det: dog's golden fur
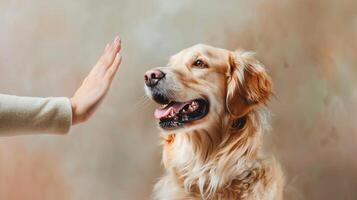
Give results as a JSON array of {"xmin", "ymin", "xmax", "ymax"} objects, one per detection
[{"xmin": 147, "ymin": 44, "xmax": 284, "ymax": 200}]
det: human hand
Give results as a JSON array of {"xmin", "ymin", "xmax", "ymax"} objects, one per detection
[{"xmin": 70, "ymin": 36, "xmax": 122, "ymax": 125}]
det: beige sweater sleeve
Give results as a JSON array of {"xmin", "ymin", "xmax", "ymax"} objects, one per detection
[{"xmin": 0, "ymin": 94, "xmax": 72, "ymax": 135}]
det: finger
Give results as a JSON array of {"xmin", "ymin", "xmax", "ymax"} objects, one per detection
[
  {"xmin": 114, "ymin": 35, "xmax": 120, "ymax": 44},
  {"xmin": 115, "ymin": 36, "xmax": 121, "ymax": 52},
  {"xmin": 106, "ymin": 41, "xmax": 114, "ymax": 52},
  {"xmin": 105, "ymin": 43, "xmax": 110, "ymax": 50},
  {"xmin": 106, "ymin": 53, "xmax": 122, "ymax": 81},
  {"xmin": 94, "ymin": 36, "xmax": 121, "ymax": 72},
  {"xmin": 98, "ymin": 44, "xmax": 116, "ymax": 68},
  {"xmin": 103, "ymin": 43, "xmax": 110, "ymax": 53},
  {"xmin": 101, "ymin": 36, "xmax": 121, "ymax": 67},
  {"xmin": 99, "ymin": 42, "xmax": 112, "ymax": 63},
  {"xmin": 111, "ymin": 36, "xmax": 121, "ymax": 53}
]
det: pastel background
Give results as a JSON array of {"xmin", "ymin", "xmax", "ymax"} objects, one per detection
[{"xmin": 0, "ymin": 0, "xmax": 356, "ymax": 199}]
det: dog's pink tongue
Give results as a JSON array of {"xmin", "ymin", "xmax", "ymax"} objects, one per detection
[{"xmin": 154, "ymin": 101, "xmax": 191, "ymax": 119}]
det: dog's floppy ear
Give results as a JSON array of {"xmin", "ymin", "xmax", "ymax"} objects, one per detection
[{"xmin": 226, "ymin": 50, "xmax": 272, "ymax": 117}]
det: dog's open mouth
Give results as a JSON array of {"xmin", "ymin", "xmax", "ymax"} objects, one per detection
[{"xmin": 154, "ymin": 99, "xmax": 209, "ymax": 130}]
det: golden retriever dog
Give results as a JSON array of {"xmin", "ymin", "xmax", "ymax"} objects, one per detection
[{"xmin": 144, "ymin": 44, "xmax": 284, "ymax": 200}]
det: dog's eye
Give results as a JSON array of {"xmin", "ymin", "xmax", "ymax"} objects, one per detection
[{"xmin": 192, "ymin": 59, "xmax": 207, "ymax": 68}]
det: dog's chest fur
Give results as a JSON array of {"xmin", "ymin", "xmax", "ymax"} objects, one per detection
[{"xmin": 154, "ymin": 130, "xmax": 283, "ymax": 200}]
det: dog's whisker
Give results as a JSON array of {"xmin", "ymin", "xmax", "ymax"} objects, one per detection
[
  {"xmin": 134, "ymin": 95, "xmax": 152, "ymax": 109},
  {"xmin": 167, "ymin": 90, "xmax": 176, "ymax": 100}
]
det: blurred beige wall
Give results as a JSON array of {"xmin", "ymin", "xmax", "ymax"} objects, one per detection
[{"xmin": 0, "ymin": 0, "xmax": 356, "ymax": 199}]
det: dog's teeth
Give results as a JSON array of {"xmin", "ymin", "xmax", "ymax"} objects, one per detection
[
  {"xmin": 182, "ymin": 115, "xmax": 189, "ymax": 121},
  {"xmin": 169, "ymin": 110, "xmax": 175, "ymax": 118},
  {"xmin": 188, "ymin": 105, "xmax": 194, "ymax": 112}
]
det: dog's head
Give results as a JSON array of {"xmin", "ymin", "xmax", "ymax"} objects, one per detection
[{"xmin": 144, "ymin": 44, "xmax": 272, "ymax": 132}]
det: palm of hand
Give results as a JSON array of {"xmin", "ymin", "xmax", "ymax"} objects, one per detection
[{"xmin": 71, "ymin": 36, "xmax": 122, "ymax": 124}]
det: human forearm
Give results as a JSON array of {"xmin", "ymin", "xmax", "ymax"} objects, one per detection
[{"xmin": 0, "ymin": 94, "xmax": 72, "ymax": 135}]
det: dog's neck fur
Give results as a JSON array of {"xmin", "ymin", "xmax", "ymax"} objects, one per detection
[{"xmin": 161, "ymin": 108, "xmax": 270, "ymax": 199}]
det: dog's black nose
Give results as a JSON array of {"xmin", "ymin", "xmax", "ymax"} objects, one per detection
[{"xmin": 144, "ymin": 69, "xmax": 165, "ymax": 87}]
